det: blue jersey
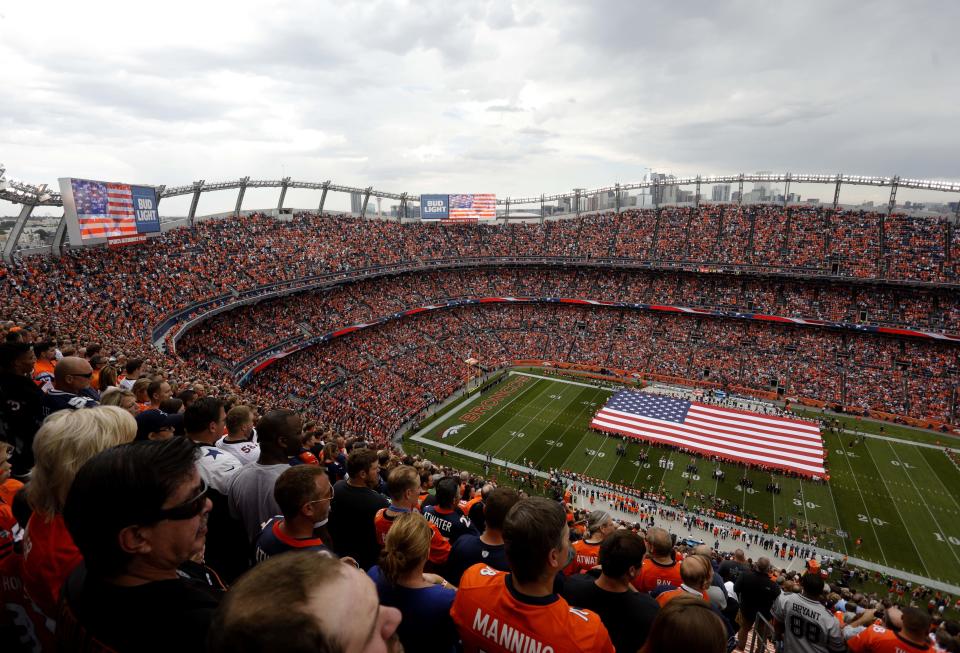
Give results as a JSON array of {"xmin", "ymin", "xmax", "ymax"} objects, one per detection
[
  {"xmin": 422, "ymin": 506, "xmax": 478, "ymax": 545},
  {"xmin": 41, "ymin": 389, "xmax": 98, "ymax": 418},
  {"xmin": 446, "ymin": 534, "xmax": 509, "ymax": 585},
  {"xmin": 254, "ymin": 517, "xmax": 334, "ymax": 562}
]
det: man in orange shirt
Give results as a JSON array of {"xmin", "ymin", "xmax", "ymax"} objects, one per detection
[
  {"xmin": 374, "ymin": 465, "xmax": 450, "ymax": 566},
  {"xmin": 564, "ymin": 510, "xmax": 616, "ymax": 576},
  {"xmin": 451, "ymin": 497, "xmax": 615, "ymax": 653},
  {"xmin": 31, "ymin": 342, "xmax": 57, "ymax": 391},
  {"xmin": 847, "ymin": 606, "xmax": 933, "ymax": 653},
  {"xmin": 633, "ymin": 526, "xmax": 683, "ymax": 591},
  {"xmin": 655, "ymin": 554, "xmax": 713, "ymax": 606}
]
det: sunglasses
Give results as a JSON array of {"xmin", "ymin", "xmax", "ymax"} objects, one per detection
[{"xmin": 148, "ymin": 479, "xmax": 209, "ymax": 522}]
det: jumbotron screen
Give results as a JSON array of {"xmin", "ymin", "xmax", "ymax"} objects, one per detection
[
  {"xmin": 421, "ymin": 194, "xmax": 496, "ymax": 222},
  {"xmin": 58, "ymin": 177, "xmax": 161, "ymax": 245}
]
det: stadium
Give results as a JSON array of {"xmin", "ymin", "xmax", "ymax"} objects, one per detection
[
  {"xmin": 2, "ymin": 165, "xmax": 960, "ymax": 651},
  {"xmin": 2, "ymin": 2, "xmax": 960, "ymax": 650}
]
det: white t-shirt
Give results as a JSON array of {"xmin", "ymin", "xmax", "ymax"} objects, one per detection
[
  {"xmin": 216, "ymin": 436, "xmax": 261, "ymax": 466},
  {"xmin": 194, "ymin": 444, "xmax": 242, "ymax": 494}
]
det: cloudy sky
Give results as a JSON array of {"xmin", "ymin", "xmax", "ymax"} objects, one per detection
[{"xmin": 2, "ymin": 0, "xmax": 959, "ymax": 215}]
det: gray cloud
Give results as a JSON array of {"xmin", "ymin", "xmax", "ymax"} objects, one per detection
[{"xmin": 1, "ymin": 0, "xmax": 959, "ymax": 219}]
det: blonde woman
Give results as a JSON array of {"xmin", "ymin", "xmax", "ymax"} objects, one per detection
[
  {"xmin": 22, "ymin": 406, "xmax": 137, "ymax": 625},
  {"xmin": 100, "ymin": 388, "xmax": 139, "ymax": 417},
  {"xmin": 367, "ymin": 511, "xmax": 458, "ymax": 653}
]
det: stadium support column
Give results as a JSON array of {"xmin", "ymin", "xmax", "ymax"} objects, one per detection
[
  {"xmin": 235, "ymin": 176, "xmax": 249, "ymax": 218},
  {"xmin": 540, "ymin": 194, "xmax": 545, "ymax": 224},
  {"xmin": 615, "ymin": 183, "xmax": 621, "ymax": 212},
  {"xmin": 505, "ymin": 197, "xmax": 510, "ymax": 221},
  {"xmin": 187, "ymin": 180, "xmax": 205, "ymax": 228},
  {"xmin": 737, "ymin": 174, "xmax": 744, "ymax": 206},
  {"xmin": 783, "ymin": 173, "xmax": 791, "ymax": 206},
  {"xmin": 277, "ymin": 177, "xmax": 291, "ymax": 213},
  {"xmin": 574, "ymin": 189, "xmax": 583, "ymax": 217},
  {"xmin": 360, "ymin": 187, "xmax": 372, "ymax": 218},
  {"xmin": 318, "ymin": 181, "xmax": 330, "ymax": 213},
  {"xmin": 2, "ymin": 203, "xmax": 34, "ymax": 264},
  {"xmin": 398, "ymin": 193, "xmax": 407, "ymax": 223},
  {"xmin": 833, "ymin": 175, "xmax": 842, "ymax": 209},
  {"xmin": 694, "ymin": 177, "xmax": 700, "ymax": 208},
  {"xmin": 887, "ymin": 176, "xmax": 899, "ymax": 215},
  {"xmin": 52, "ymin": 213, "xmax": 68, "ymax": 258}
]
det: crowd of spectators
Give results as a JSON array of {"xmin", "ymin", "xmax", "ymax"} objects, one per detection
[
  {"xmin": 177, "ymin": 266, "xmax": 960, "ymax": 371},
  {"xmin": 1, "ymin": 328, "xmax": 958, "ymax": 652},
  {"xmin": 0, "ymin": 206, "xmax": 959, "ymax": 651},
  {"xmin": 231, "ymin": 302, "xmax": 958, "ymax": 443}
]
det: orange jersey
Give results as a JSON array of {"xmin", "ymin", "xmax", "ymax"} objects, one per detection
[
  {"xmin": 847, "ymin": 625, "xmax": 931, "ymax": 653},
  {"xmin": 633, "ymin": 555, "xmax": 683, "ymax": 592},
  {"xmin": 450, "ymin": 564, "xmax": 615, "ymax": 653},
  {"xmin": 374, "ymin": 508, "xmax": 450, "ymax": 565},
  {"xmin": 563, "ymin": 539, "xmax": 601, "ymax": 576},
  {"xmin": 32, "ymin": 359, "xmax": 55, "ymax": 389},
  {"xmin": 656, "ymin": 586, "xmax": 709, "ymax": 607}
]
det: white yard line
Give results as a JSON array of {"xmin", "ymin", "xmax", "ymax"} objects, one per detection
[
  {"xmin": 409, "ymin": 393, "xmax": 481, "ymax": 439},
  {"xmin": 529, "ymin": 388, "xmax": 603, "ymax": 468},
  {"xmin": 887, "ymin": 443, "xmax": 960, "ymax": 571},
  {"xmin": 861, "ymin": 442, "xmax": 928, "ymax": 576},
  {"xmin": 834, "ymin": 434, "xmax": 889, "ymax": 566},
  {"xmin": 405, "ymin": 433, "xmax": 960, "ymax": 593},
  {"xmin": 822, "ymin": 478, "xmax": 850, "ymax": 555},
  {"xmin": 489, "ymin": 382, "xmax": 558, "ymax": 460},
  {"xmin": 582, "ymin": 434, "xmax": 610, "ymax": 476},
  {"xmin": 450, "ymin": 375, "xmax": 546, "ymax": 448},
  {"xmin": 513, "ymin": 370, "xmax": 618, "ymax": 391},
  {"xmin": 844, "ymin": 429, "xmax": 960, "ymax": 452}
]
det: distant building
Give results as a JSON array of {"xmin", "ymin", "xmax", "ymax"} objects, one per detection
[{"xmin": 712, "ymin": 185, "xmax": 731, "ymax": 202}]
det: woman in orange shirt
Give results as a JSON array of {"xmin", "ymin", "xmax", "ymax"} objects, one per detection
[{"xmin": 564, "ymin": 510, "xmax": 616, "ymax": 576}]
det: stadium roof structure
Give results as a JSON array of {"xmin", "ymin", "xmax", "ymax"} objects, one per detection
[{"xmin": 3, "ymin": 167, "xmax": 960, "ymax": 263}]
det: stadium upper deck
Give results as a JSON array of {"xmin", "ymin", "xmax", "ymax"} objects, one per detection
[{"xmin": 1, "ymin": 204, "xmax": 958, "ymax": 436}]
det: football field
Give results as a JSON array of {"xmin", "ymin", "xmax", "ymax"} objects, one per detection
[{"xmin": 409, "ymin": 370, "xmax": 960, "ymax": 587}]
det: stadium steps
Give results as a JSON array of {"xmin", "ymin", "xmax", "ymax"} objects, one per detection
[
  {"xmin": 713, "ymin": 205, "xmax": 725, "ymax": 260},
  {"xmin": 681, "ymin": 206, "xmax": 697, "ymax": 259},
  {"xmin": 298, "ymin": 322, "xmax": 313, "ymax": 337},
  {"xmin": 647, "ymin": 208, "xmax": 663, "ymax": 260},
  {"xmin": 605, "ymin": 211, "xmax": 623, "ymax": 257},
  {"xmin": 745, "ymin": 206, "xmax": 758, "ymax": 263}
]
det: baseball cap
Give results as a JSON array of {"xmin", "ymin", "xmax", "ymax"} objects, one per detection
[{"xmin": 135, "ymin": 410, "xmax": 184, "ymax": 441}]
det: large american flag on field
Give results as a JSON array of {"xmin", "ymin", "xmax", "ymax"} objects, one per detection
[
  {"xmin": 72, "ymin": 179, "xmax": 137, "ymax": 239},
  {"xmin": 447, "ymin": 194, "xmax": 496, "ymax": 222},
  {"xmin": 591, "ymin": 391, "xmax": 826, "ymax": 477}
]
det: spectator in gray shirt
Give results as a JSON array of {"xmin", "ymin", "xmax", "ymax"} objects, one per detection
[{"xmin": 228, "ymin": 409, "xmax": 303, "ymax": 542}]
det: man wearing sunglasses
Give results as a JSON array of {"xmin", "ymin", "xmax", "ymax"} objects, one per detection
[
  {"xmin": 59, "ymin": 437, "xmax": 223, "ymax": 653},
  {"xmin": 41, "ymin": 356, "xmax": 99, "ymax": 418}
]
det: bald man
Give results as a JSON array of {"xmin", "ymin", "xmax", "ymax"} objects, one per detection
[
  {"xmin": 633, "ymin": 527, "xmax": 683, "ymax": 591},
  {"xmin": 42, "ymin": 356, "xmax": 99, "ymax": 418},
  {"xmin": 655, "ymin": 554, "xmax": 714, "ymax": 606}
]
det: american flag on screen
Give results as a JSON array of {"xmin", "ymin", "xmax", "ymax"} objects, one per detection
[
  {"xmin": 447, "ymin": 194, "xmax": 496, "ymax": 222},
  {"xmin": 72, "ymin": 179, "xmax": 137, "ymax": 239},
  {"xmin": 591, "ymin": 391, "xmax": 826, "ymax": 477}
]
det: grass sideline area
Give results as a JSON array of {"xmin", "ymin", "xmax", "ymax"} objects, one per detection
[
  {"xmin": 405, "ymin": 370, "xmax": 960, "ymax": 587},
  {"xmin": 790, "ymin": 407, "xmax": 958, "ymax": 448}
]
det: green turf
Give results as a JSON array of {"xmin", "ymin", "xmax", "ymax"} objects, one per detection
[
  {"xmin": 407, "ymin": 371, "xmax": 960, "ymax": 586},
  {"xmin": 790, "ymin": 407, "xmax": 958, "ymax": 447}
]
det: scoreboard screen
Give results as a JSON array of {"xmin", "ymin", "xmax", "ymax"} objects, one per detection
[
  {"xmin": 58, "ymin": 177, "xmax": 160, "ymax": 245},
  {"xmin": 420, "ymin": 194, "xmax": 496, "ymax": 222}
]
